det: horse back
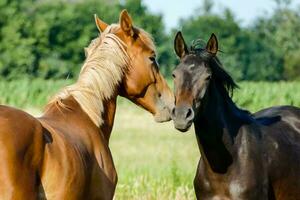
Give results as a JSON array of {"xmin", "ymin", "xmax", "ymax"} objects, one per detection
[
  {"xmin": 254, "ymin": 105, "xmax": 300, "ymax": 145},
  {"xmin": 254, "ymin": 105, "xmax": 300, "ymax": 199}
]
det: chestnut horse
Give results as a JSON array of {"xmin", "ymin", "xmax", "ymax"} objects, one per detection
[
  {"xmin": 0, "ymin": 10, "xmax": 173, "ymax": 199},
  {"xmin": 171, "ymin": 32, "xmax": 300, "ymax": 199}
]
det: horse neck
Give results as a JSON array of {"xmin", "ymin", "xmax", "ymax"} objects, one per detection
[
  {"xmin": 42, "ymin": 94, "xmax": 118, "ymax": 145},
  {"xmin": 68, "ymin": 70, "xmax": 121, "ymax": 141},
  {"xmin": 194, "ymin": 82, "xmax": 250, "ymax": 173},
  {"xmin": 99, "ymin": 97, "xmax": 117, "ymax": 142}
]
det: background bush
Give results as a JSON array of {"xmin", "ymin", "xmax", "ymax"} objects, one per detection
[{"xmin": 0, "ymin": 0, "xmax": 300, "ymax": 81}]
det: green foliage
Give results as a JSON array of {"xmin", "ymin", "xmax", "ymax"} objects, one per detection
[
  {"xmin": 0, "ymin": 0, "xmax": 300, "ymax": 80},
  {"xmin": 0, "ymin": 0, "xmax": 173, "ymax": 79},
  {"xmin": 233, "ymin": 81, "xmax": 300, "ymax": 111},
  {"xmin": 0, "ymin": 78, "xmax": 72, "ymax": 108},
  {"xmin": 0, "ymin": 0, "xmax": 122, "ymax": 79},
  {"xmin": 237, "ymin": 27, "xmax": 284, "ymax": 81},
  {"xmin": 240, "ymin": 0, "xmax": 300, "ymax": 80},
  {"xmin": 0, "ymin": 0, "xmax": 35, "ymax": 78},
  {"xmin": 173, "ymin": 0, "xmax": 300, "ymax": 81}
]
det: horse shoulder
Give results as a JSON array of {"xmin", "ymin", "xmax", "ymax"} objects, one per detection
[
  {"xmin": 38, "ymin": 118, "xmax": 117, "ymax": 199},
  {"xmin": 88, "ymin": 153, "xmax": 117, "ymax": 199},
  {"xmin": 234, "ymin": 124, "xmax": 264, "ymax": 158},
  {"xmin": 228, "ymin": 124, "xmax": 269, "ymax": 199},
  {"xmin": 90, "ymin": 131, "xmax": 118, "ymax": 189}
]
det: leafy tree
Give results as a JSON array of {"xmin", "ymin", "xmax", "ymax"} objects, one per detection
[
  {"xmin": 0, "ymin": 0, "xmax": 172, "ymax": 79},
  {"xmin": 248, "ymin": 0, "xmax": 300, "ymax": 80},
  {"xmin": 0, "ymin": 0, "xmax": 37, "ymax": 78},
  {"xmin": 1, "ymin": 0, "xmax": 300, "ymax": 81},
  {"xmin": 27, "ymin": 0, "xmax": 122, "ymax": 79}
]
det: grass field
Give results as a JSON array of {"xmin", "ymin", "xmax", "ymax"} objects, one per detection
[
  {"xmin": 111, "ymin": 103, "xmax": 198, "ymax": 200},
  {"xmin": 0, "ymin": 79, "xmax": 300, "ymax": 199}
]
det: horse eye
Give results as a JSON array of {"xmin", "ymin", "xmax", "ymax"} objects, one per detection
[
  {"xmin": 172, "ymin": 73, "xmax": 176, "ymax": 78},
  {"xmin": 149, "ymin": 56, "xmax": 156, "ymax": 62},
  {"xmin": 205, "ymin": 75, "xmax": 211, "ymax": 81}
]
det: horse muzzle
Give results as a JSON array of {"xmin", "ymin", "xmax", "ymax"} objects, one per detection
[{"xmin": 171, "ymin": 105, "xmax": 194, "ymax": 132}]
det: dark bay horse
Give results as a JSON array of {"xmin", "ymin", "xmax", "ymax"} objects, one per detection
[
  {"xmin": 0, "ymin": 10, "xmax": 174, "ymax": 199},
  {"xmin": 171, "ymin": 32, "xmax": 300, "ymax": 199}
]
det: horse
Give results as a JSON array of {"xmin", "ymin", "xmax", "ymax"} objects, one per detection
[
  {"xmin": 0, "ymin": 10, "xmax": 174, "ymax": 199},
  {"xmin": 171, "ymin": 31, "xmax": 300, "ymax": 200}
]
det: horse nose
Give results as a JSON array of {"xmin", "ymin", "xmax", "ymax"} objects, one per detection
[
  {"xmin": 172, "ymin": 106, "xmax": 194, "ymax": 132},
  {"xmin": 171, "ymin": 106, "xmax": 194, "ymax": 122}
]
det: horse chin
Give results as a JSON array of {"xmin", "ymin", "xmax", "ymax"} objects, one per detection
[
  {"xmin": 154, "ymin": 108, "xmax": 172, "ymax": 123},
  {"xmin": 174, "ymin": 122, "xmax": 192, "ymax": 133}
]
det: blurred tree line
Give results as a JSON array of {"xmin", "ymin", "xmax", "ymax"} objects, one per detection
[{"xmin": 0, "ymin": 0, "xmax": 299, "ymax": 80}]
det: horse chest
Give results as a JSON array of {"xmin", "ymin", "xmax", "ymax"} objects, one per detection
[
  {"xmin": 194, "ymin": 159, "xmax": 230, "ymax": 199},
  {"xmin": 195, "ymin": 173, "xmax": 252, "ymax": 200},
  {"xmin": 195, "ymin": 158, "xmax": 268, "ymax": 200}
]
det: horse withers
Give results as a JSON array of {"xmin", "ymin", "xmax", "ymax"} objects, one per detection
[
  {"xmin": 0, "ymin": 10, "xmax": 174, "ymax": 199},
  {"xmin": 171, "ymin": 31, "xmax": 300, "ymax": 199}
]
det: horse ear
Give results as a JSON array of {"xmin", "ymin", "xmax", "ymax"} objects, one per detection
[
  {"xmin": 119, "ymin": 9, "xmax": 134, "ymax": 36},
  {"xmin": 174, "ymin": 31, "xmax": 188, "ymax": 58},
  {"xmin": 206, "ymin": 33, "xmax": 218, "ymax": 55},
  {"xmin": 94, "ymin": 14, "xmax": 108, "ymax": 32}
]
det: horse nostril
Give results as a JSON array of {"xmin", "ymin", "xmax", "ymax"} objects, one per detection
[
  {"xmin": 171, "ymin": 108, "xmax": 176, "ymax": 116},
  {"xmin": 186, "ymin": 108, "xmax": 194, "ymax": 120}
]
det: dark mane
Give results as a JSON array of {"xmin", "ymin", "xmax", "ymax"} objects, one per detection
[{"xmin": 189, "ymin": 40, "xmax": 238, "ymax": 97}]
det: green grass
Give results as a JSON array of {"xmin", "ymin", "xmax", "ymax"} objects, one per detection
[
  {"xmin": 111, "ymin": 103, "xmax": 198, "ymax": 199},
  {"xmin": 1, "ymin": 79, "xmax": 299, "ymax": 112},
  {"xmin": 0, "ymin": 79, "xmax": 72, "ymax": 109},
  {"xmin": 234, "ymin": 81, "xmax": 300, "ymax": 112},
  {"xmin": 0, "ymin": 79, "xmax": 300, "ymax": 199}
]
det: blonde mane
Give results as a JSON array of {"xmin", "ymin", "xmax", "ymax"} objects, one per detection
[{"xmin": 46, "ymin": 25, "xmax": 131, "ymax": 127}]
